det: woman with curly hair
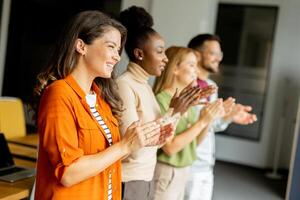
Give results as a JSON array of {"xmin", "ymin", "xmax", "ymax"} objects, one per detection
[{"xmin": 117, "ymin": 6, "xmax": 209, "ymax": 200}]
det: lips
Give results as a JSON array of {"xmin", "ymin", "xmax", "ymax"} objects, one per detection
[
  {"xmin": 160, "ymin": 64, "xmax": 166, "ymax": 71},
  {"xmin": 106, "ymin": 62, "xmax": 115, "ymax": 70}
]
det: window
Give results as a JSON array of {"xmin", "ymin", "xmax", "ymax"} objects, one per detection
[{"xmin": 213, "ymin": 3, "xmax": 278, "ymax": 140}]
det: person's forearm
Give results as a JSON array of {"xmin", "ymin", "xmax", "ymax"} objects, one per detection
[
  {"xmin": 197, "ymin": 125, "xmax": 209, "ymax": 144},
  {"xmin": 61, "ymin": 141, "xmax": 129, "ymax": 187},
  {"xmin": 162, "ymin": 120, "xmax": 207, "ymax": 156}
]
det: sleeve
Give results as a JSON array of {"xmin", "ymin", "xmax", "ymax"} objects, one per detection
[
  {"xmin": 155, "ymin": 93, "xmax": 169, "ymax": 116},
  {"xmin": 211, "ymin": 117, "xmax": 231, "ymax": 132},
  {"xmin": 116, "ymin": 80, "xmax": 139, "ymax": 135},
  {"xmin": 38, "ymin": 85, "xmax": 84, "ymax": 180}
]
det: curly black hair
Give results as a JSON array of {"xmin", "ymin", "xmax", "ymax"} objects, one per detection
[{"xmin": 119, "ymin": 6, "xmax": 157, "ymax": 61}]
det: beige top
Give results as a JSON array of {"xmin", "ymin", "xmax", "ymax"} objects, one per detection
[{"xmin": 116, "ymin": 62, "xmax": 161, "ymax": 182}]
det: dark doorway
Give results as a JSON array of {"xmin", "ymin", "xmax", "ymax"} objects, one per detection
[{"xmin": 2, "ymin": 0, "xmax": 121, "ymax": 103}]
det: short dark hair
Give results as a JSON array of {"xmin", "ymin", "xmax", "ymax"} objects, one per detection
[{"xmin": 188, "ymin": 34, "xmax": 221, "ymax": 50}]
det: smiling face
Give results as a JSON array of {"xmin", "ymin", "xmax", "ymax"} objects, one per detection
[
  {"xmin": 174, "ymin": 52, "xmax": 198, "ymax": 87},
  {"xmin": 141, "ymin": 33, "xmax": 168, "ymax": 77},
  {"xmin": 83, "ymin": 27, "xmax": 121, "ymax": 79},
  {"xmin": 200, "ymin": 40, "xmax": 223, "ymax": 73}
]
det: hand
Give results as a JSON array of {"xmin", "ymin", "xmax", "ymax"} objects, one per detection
[
  {"xmin": 152, "ymin": 112, "xmax": 181, "ymax": 146},
  {"xmin": 192, "ymin": 85, "xmax": 218, "ymax": 106},
  {"xmin": 199, "ymin": 99, "xmax": 225, "ymax": 124},
  {"xmin": 121, "ymin": 120, "xmax": 161, "ymax": 153},
  {"xmin": 155, "ymin": 122, "xmax": 174, "ymax": 146},
  {"xmin": 221, "ymin": 97, "xmax": 236, "ymax": 120},
  {"xmin": 169, "ymin": 82, "xmax": 201, "ymax": 115},
  {"xmin": 230, "ymin": 104, "xmax": 257, "ymax": 125}
]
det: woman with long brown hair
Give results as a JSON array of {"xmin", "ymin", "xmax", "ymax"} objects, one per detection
[{"xmin": 34, "ymin": 10, "xmax": 162, "ymax": 200}]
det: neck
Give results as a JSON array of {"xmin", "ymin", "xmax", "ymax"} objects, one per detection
[
  {"xmin": 197, "ymin": 66, "xmax": 210, "ymax": 80},
  {"xmin": 164, "ymin": 80, "xmax": 185, "ymax": 96},
  {"xmin": 71, "ymin": 66, "xmax": 94, "ymax": 95}
]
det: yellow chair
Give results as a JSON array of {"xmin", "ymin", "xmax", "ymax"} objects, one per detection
[{"xmin": 0, "ymin": 97, "xmax": 26, "ymax": 139}]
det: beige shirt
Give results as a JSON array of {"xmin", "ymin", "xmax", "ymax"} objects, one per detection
[{"xmin": 116, "ymin": 62, "xmax": 161, "ymax": 182}]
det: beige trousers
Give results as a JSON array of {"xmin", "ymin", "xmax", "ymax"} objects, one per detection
[{"xmin": 153, "ymin": 162, "xmax": 190, "ymax": 200}]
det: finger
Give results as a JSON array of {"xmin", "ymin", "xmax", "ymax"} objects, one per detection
[
  {"xmin": 243, "ymin": 105, "xmax": 252, "ymax": 112},
  {"xmin": 145, "ymin": 129, "xmax": 161, "ymax": 146},
  {"xmin": 182, "ymin": 87, "xmax": 201, "ymax": 102},
  {"xmin": 199, "ymin": 85, "xmax": 217, "ymax": 96},
  {"xmin": 209, "ymin": 99, "xmax": 224, "ymax": 115},
  {"xmin": 140, "ymin": 121, "xmax": 159, "ymax": 131},
  {"xmin": 224, "ymin": 97, "xmax": 235, "ymax": 105},
  {"xmin": 160, "ymin": 123, "xmax": 173, "ymax": 133},
  {"xmin": 181, "ymin": 81, "xmax": 194, "ymax": 94},
  {"xmin": 127, "ymin": 120, "xmax": 140, "ymax": 130},
  {"xmin": 154, "ymin": 129, "xmax": 174, "ymax": 146},
  {"xmin": 178, "ymin": 87, "xmax": 198, "ymax": 100},
  {"xmin": 224, "ymin": 98, "xmax": 235, "ymax": 112},
  {"xmin": 173, "ymin": 88, "xmax": 179, "ymax": 98},
  {"xmin": 164, "ymin": 108, "xmax": 174, "ymax": 119},
  {"xmin": 251, "ymin": 114, "xmax": 257, "ymax": 121}
]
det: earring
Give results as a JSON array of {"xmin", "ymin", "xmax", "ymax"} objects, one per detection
[{"xmin": 139, "ymin": 57, "xmax": 143, "ymax": 60}]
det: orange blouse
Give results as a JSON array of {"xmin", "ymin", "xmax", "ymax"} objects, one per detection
[{"xmin": 35, "ymin": 75, "xmax": 121, "ymax": 200}]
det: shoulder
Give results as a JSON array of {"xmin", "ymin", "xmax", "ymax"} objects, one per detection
[
  {"xmin": 38, "ymin": 80, "xmax": 76, "ymax": 121},
  {"xmin": 40, "ymin": 80, "xmax": 74, "ymax": 107},
  {"xmin": 156, "ymin": 91, "xmax": 170, "ymax": 101},
  {"xmin": 116, "ymin": 71, "xmax": 131, "ymax": 84},
  {"xmin": 155, "ymin": 91, "xmax": 171, "ymax": 107}
]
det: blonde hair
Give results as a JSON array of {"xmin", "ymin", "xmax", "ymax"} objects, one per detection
[{"xmin": 153, "ymin": 46, "xmax": 196, "ymax": 94}]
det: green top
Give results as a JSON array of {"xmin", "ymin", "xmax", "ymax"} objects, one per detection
[{"xmin": 156, "ymin": 90, "xmax": 198, "ymax": 167}]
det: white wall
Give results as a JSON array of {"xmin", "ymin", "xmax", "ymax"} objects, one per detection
[
  {"xmin": 151, "ymin": 0, "xmax": 218, "ymax": 47},
  {"xmin": 263, "ymin": 0, "xmax": 300, "ymax": 168}
]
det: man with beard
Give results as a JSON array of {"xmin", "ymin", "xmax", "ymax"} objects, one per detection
[{"xmin": 184, "ymin": 34, "xmax": 257, "ymax": 200}]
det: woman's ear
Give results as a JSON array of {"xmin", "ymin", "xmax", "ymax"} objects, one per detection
[
  {"xmin": 133, "ymin": 48, "xmax": 144, "ymax": 61},
  {"xmin": 173, "ymin": 68, "xmax": 179, "ymax": 76},
  {"xmin": 75, "ymin": 39, "xmax": 87, "ymax": 56}
]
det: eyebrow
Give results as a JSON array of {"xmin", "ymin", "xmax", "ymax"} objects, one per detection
[
  {"xmin": 156, "ymin": 45, "xmax": 164, "ymax": 50},
  {"xmin": 105, "ymin": 41, "xmax": 121, "ymax": 50}
]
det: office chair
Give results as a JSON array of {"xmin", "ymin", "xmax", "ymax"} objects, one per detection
[{"xmin": 0, "ymin": 97, "xmax": 26, "ymax": 139}]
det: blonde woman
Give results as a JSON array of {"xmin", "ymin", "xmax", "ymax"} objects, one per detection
[{"xmin": 152, "ymin": 46, "xmax": 225, "ymax": 200}]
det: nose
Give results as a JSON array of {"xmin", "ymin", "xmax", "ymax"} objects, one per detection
[
  {"xmin": 216, "ymin": 52, "xmax": 223, "ymax": 62},
  {"xmin": 113, "ymin": 53, "xmax": 121, "ymax": 62},
  {"xmin": 163, "ymin": 55, "xmax": 169, "ymax": 63}
]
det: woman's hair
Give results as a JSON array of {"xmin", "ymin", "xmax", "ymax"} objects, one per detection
[
  {"xmin": 153, "ymin": 46, "xmax": 196, "ymax": 94},
  {"xmin": 33, "ymin": 10, "xmax": 127, "ymax": 119},
  {"xmin": 119, "ymin": 6, "xmax": 157, "ymax": 61}
]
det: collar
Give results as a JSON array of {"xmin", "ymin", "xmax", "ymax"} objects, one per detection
[
  {"xmin": 64, "ymin": 75, "xmax": 101, "ymax": 99},
  {"xmin": 127, "ymin": 62, "xmax": 150, "ymax": 83}
]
